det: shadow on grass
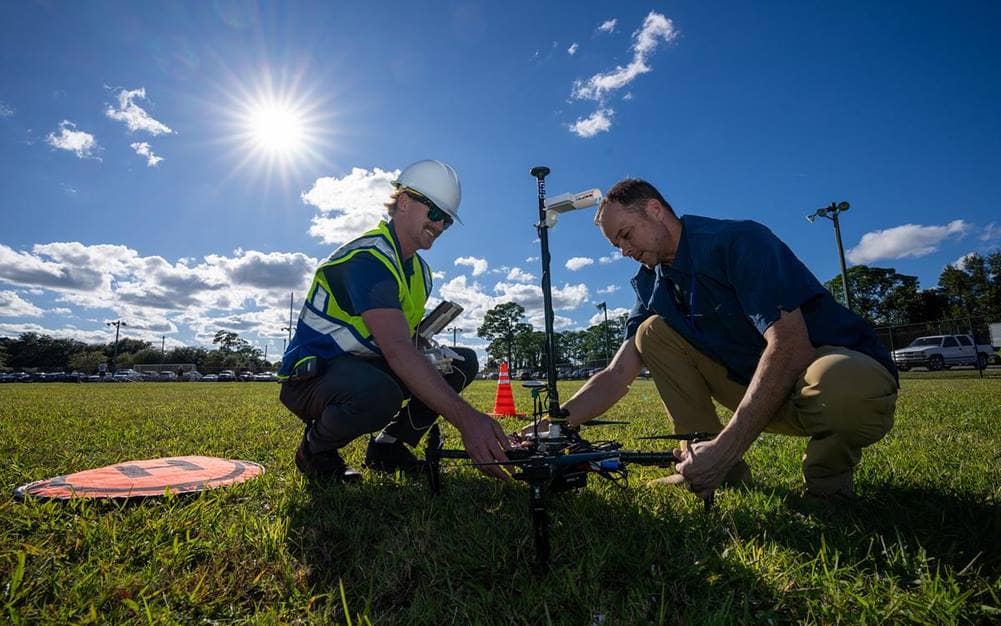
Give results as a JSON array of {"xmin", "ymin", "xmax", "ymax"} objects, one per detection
[
  {"xmin": 729, "ymin": 481, "xmax": 1000, "ymax": 578},
  {"xmin": 285, "ymin": 470, "xmax": 780, "ymax": 624}
]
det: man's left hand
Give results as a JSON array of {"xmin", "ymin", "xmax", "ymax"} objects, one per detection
[{"xmin": 673, "ymin": 438, "xmax": 740, "ymax": 500}]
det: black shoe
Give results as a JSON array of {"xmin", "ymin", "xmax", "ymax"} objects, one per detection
[
  {"xmin": 364, "ymin": 438, "xmax": 425, "ymax": 476},
  {"xmin": 295, "ymin": 434, "xmax": 362, "ymax": 482}
]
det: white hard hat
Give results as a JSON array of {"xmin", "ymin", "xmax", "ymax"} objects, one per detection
[{"xmin": 392, "ymin": 160, "xmax": 462, "ymax": 224}]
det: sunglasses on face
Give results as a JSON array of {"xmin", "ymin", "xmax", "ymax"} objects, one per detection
[{"xmin": 406, "ymin": 191, "xmax": 453, "ymax": 230}]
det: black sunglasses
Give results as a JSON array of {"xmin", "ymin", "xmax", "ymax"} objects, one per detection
[{"xmin": 406, "ymin": 191, "xmax": 453, "ymax": 230}]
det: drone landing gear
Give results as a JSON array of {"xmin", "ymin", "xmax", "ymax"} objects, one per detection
[{"xmin": 529, "ymin": 484, "xmax": 550, "ymax": 573}]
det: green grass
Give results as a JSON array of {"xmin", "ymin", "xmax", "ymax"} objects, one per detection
[{"xmin": 1, "ymin": 379, "xmax": 999, "ymax": 624}]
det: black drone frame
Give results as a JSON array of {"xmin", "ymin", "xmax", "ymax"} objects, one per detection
[{"xmin": 425, "ymin": 166, "xmax": 714, "ymax": 571}]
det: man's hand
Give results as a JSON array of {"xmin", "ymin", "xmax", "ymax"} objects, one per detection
[
  {"xmin": 457, "ymin": 410, "xmax": 513, "ymax": 480},
  {"xmin": 512, "ymin": 418, "xmax": 550, "ymax": 444},
  {"xmin": 673, "ymin": 438, "xmax": 740, "ymax": 500}
]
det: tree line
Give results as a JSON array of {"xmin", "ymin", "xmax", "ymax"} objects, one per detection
[
  {"xmin": 823, "ymin": 250, "xmax": 1001, "ymax": 326},
  {"xmin": 0, "ymin": 330, "xmax": 274, "ymax": 374},
  {"xmin": 477, "ymin": 302, "xmax": 626, "ymax": 370}
]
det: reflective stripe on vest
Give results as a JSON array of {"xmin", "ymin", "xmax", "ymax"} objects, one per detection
[{"xmin": 299, "ymin": 305, "xmax": 379, "ymax": 357}]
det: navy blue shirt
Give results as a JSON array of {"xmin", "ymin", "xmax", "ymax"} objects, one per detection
[
  {"xmin": 321, "ymin": 221, "xmax": 416, "ymax": 316},
  {"xmin": 625, "ymin": 215, "xmax": 897, "ymax": 385}
]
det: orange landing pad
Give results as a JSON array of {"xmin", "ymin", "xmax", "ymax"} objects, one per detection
[{"xmin": 13, "ymin": 456, "xmax": 264, "ymax": 500}]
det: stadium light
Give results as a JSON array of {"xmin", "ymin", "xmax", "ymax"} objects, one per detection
[
  {"xmin": 446, "ymin": 327, "xmax": 464, "ymax": 347},
  {"xmin": 106, "ymin": 320, "xmax": 127, "ymax": 374},
  {"xmin": 595, "ymin": 301, "xmax": 610, "ymax": 367},
  {"xmin": 806, "ymin": 202, "xmax": 852, "ymax": 311}
]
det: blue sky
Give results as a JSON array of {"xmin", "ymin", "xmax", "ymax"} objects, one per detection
[{"xmin": 1, "ymin": 1, "xmax": 999, "ymax": 359}]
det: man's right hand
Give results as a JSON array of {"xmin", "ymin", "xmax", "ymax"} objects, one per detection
[{"xmin": 457, "ymin": 410, "xmax": 512, "ymax": 480}]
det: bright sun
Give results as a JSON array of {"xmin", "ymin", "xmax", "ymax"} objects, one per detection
[
  {"xmin": 219, "ymin": 67, "xmax": 335, "ymax": 189},
  {"xmin": 247, "ymin": 102, "xmax": 306, "ymax": 156}
]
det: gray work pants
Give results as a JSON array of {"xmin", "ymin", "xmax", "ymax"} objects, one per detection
[{"xmin": 279, "ymin": 348, "xmax": 478, "ymax": 452}]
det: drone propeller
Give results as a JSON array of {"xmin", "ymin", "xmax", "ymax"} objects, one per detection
[
  {"xmin": 581, "ymin": 419, "xmax": 629, "ymax": 427},
  {"xmin": 636, "ymin": 431, "xmax": 718, "ymax": 442}
]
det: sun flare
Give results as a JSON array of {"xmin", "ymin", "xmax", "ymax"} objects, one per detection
[
  {"xmin": 216, "ymin": 65, "xmax": 337, "ymax": 190},
  {"xmin": 247, "ymin": 102, "xmax": 306, "ymax": 156}
]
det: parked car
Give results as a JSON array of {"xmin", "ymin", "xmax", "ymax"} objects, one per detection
[
  {"xmin": 182, "ymin": 370, "xmax": 203, "ymax": 382},
  {"xmin": 253, "ymin": 372, "xmax": 277, "ymax": 382},
  {"xmin": 892, "ymin": 334, "xmax": 993, "ymax": 371},
  {"xmin": 201, "ymin": 374, "xmax": 218, "ymax": 382},
  {"xmin": 113, "ymin": 369, "xmax": 141, "ymax": 382},
  {"xmin": 217, "ymin": 370, "xmax": 236, "ymax": 382}
]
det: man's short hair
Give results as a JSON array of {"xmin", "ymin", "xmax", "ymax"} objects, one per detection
[
  {"xmin": 384, "ymin": 189, "xmax": 404, "ymax": 216},
  {"xmin": 595, "ymin": 178, "xmax": 674, "ymax": 224}
]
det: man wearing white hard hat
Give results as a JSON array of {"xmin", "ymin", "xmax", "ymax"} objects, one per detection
[{"xmin": 278, "ymin": 160, "xmax": 511, "ymax": 482}]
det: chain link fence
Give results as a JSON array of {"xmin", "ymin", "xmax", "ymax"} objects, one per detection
[{"xmin": 874, "ymin": 315, "xmax": 1001, "ymax": 378}]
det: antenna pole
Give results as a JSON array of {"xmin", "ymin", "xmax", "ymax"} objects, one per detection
[{"xmin": 530, "ymin": 166, "xmax": 561, "ymax": 417}]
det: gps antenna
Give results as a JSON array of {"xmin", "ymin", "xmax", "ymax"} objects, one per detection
[{"xmin": 530, "ymin": 166, "xmax": 561, "ymax": 418}]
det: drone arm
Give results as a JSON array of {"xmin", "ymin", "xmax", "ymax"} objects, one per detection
[
  {"xmin": 562, "ymin": 339, "xmax": 643, "ymax": 427},
  {"xmin": 618, "ymin": 450, "xmax": 680, "ymax": 467}
]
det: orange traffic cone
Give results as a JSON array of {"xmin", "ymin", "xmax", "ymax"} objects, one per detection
[{"xmin": 490, "ymin": 362, "xmax": 525, "ymax": 418}]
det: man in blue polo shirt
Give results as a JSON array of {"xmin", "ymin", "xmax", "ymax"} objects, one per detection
[
  {"xmin": 561, "ymin": 178, "xmax": 898, "ymax": 502},
  {"xmin": 278, "ymin": 160, "xmax": 511, "ymax": 482}
]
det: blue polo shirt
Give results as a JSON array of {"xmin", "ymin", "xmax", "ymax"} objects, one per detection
[{"xmin": 625, "ymin": 215, "xmax": 897, "ymax": 385}]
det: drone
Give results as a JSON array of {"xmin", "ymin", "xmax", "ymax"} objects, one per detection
[{"xmin": 424, "ymin": 166, "xmax": 717, "ymax": 571}]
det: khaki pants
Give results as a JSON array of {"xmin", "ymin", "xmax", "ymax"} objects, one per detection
[{"xmin": 634, "ymin": 316, "xmax": 898, "ymax": 495}]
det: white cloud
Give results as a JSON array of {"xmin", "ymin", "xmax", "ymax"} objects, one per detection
[
  {"xmin": 494, "ymin": 281, "xmax": 589, "ymax": 316},
  {"xmin": 568, "ymin": 43, "xmax": 579, "ymax": 55},
  {"xmin": 506, "ymin": 267, "xmax": 536, "ymax": 283},
  {"xmin": 436, "ymin": 275, "xmax": 589, "ymax": 338},
  {"xmin": 130, "ymin": 142, "xmax": 163, "ymax": 167},
  {"xmin": 981, "ymin": 221, "xmax": 1000, "ymax": 242},
  {"xmin": 46, "ymin": 121, "xmax": 100, "ymax": 159},
  {"xmin": 596, "ymin": 284, "xmax": 620, "ymax": 294},
  {"xmin": 105, "ymin": 88, "xmax": 173, "ymax": 135},
  {"xmin": 565, "ymin": 256, "xmax": 595, "ymax": 271},
  {"xmin": 846, "ymin": 220, "xmax": 968, "ymax": 264},
  {"xmin": 432, "ymin": 271, "xmax": 446, "ymax": 280},
  {"xmin": 455, "ymin": 256, "xmax": 488, "ymax": 276},
  {"xmin": 569, "ymin": 108, "xmax": 614, "ymax": 138},
  {"xmin": 0, "ymin": 102, "xmax": 13, "ymax": 117},
  {"xmin": 588, "ymin": 306, "xmax": 630, "ymax": 326},
  {"xmin": 597, "ymin": 18, "xmax": 617, "ymax": 34},
  {"xmin": 950, "ymin": 252, "xmax": 978, "ymax": 270},
  {"xmin": 0, "ymin": 322, "xmax": 114, "ymax": 343},
  {"xmin": 599, "ymin": 251, "xmax": 623, "ymax": 264},
  {"xmin": 302, "ymin": 167, "xmax": 400, "ymax": 244},
  {"xmin": 525, "ymin": 256, "xmax": 539, "ymax": 263},
  {"xmin": 573, "ymin": 12, "xmax": 677, "ymax": 102},
  {"xmin": 0, "ymin": 291, "xmax": 44, "ymax": 317},
  {"xmin": 0, "ymin": 241, "xmax": 317, "ymax": 344}
]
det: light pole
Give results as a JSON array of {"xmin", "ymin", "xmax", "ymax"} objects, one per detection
[
  {"xmin": 160, "ymin": 335, "xmax": 166, "ymax": 363},
  {"xmin": 595, "ymin": 301, "xmax": 610, "ymax": 367},
  {"xmin": 283, "ymin": 291, "xmax": 294, "ymax": 345},
  {"xmin": 807, "ymin": 201, "xmax": 852, "ymax": 311},
  {"xmin": 106, "ymin": 320, "xmax": 127, "ymax": 373},
  {"xmin": 447, "ymin": 326, "xmax": 464, "ymax": 347}
]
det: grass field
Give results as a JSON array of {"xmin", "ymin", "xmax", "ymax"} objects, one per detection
[{"xmin": 1, "ymin": 378, "xmax": 999, "ymax": 624}]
